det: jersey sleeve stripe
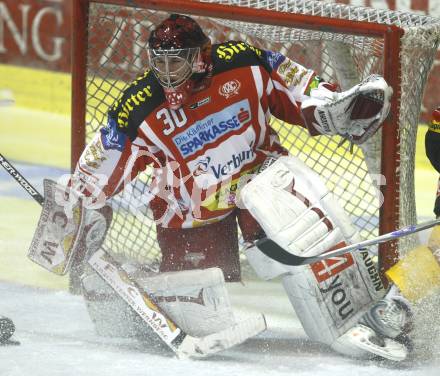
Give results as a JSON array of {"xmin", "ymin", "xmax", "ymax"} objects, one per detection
[
  {"xmin": 251, "ymin": 65, "xmax": 268, "ymax": 148},
  {"xmin": 139, "ymin": 120, "xmax": 175, "ymax": 160}
]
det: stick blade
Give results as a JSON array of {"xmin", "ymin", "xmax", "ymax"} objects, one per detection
[{"xmin": 255, "ymin": 238, "xmax": 312, "ymax": 266}]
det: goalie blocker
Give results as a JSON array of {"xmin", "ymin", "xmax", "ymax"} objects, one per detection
[
  {"xmin": 240, "ymin": 156, "xmax": 410, "ymax": 361},
  {"xmin": 27, "ymin": 179, "xmax": 112, "ymax": 275}
]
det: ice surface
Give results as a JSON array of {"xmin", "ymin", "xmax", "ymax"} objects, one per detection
[
  {"xmin": 1, "ymin": 162, "xmax": 439, "ymax": 375},
  {"xmin": 1, "ymin": 280, "xmax": 439, "ymax": 376}
]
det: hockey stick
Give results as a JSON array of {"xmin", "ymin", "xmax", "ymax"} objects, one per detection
[
  {"xmin": 0, "ymin": 154, "xmax": 266, "ymax": 358},
  {"xmin": 256, "ymin": 218, "xmax": 440, "ymax": 266},
  {"xmin": 0, "ymin": 153, "xmax": 44, "ymax": 204},
  {"xmin": 1, "ymin": 155, "xmax": 90, "ymax": 275}
]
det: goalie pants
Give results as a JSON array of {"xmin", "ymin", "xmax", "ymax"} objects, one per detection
[{"xmin": 157, "ymin": 209, "xmax": 265, "ymax": 282}]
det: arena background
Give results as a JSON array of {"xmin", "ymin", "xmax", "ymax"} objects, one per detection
[{"xmin": 0, "ymin": 0, "xmax": 438, "ymax": 290}]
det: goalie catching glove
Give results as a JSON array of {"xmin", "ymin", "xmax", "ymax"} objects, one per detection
[{"xmin": 301, "ymin": 74, "xmax": 392, "ymax": 144}]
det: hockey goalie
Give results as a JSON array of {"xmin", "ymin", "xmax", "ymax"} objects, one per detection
[
  {"xmin": 240, "ymin": 156, "xmax": 414, "ymax": 361},
  {"xmin": 27, "ymin": 13, "xmax": 397, "ymax": 359}
]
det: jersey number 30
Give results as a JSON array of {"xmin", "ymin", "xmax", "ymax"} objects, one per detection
[{"xmin": 157, "ymin": 108, "xmax": 188, "ymax": 136}]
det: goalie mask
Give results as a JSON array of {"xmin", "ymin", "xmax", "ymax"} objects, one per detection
[{"xmin": 147, "ymin": 14, "xmax": 212, "ymax": 110}]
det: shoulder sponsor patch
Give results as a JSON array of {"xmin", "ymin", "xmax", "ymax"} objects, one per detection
[
  {"xmin": 216, "ymin": 41, "xmax": 262, "ymax": 61},
  {"xmin": 277, "ymin": 59, "xmax": 309, "ymax": 87},
  {"xmin": 265, "ymin": 51, "xmax": 285, "ymax": 70},
  {"xmin": 100, "ymin": 117, "xmax": 127, "ymax": 151}
]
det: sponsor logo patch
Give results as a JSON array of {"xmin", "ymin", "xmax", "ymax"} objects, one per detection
[
  {"xmin": 219, "ymin": 79, "xmax": 241, "ymax": 99},
  {"xmin": 100, "ymin": 117, "xmax": 127, "ymax": 151},
  {"xmin": 183, "ymin": 253, "xmax": 206, "ymax": 268},
  {"xmin": 317, "ymin": 109, "xmax": 331, "ymax": 133},
  {"xmin": 112, "ymin": 70, "xmax": 152, "ymax": 129},
  {"xmin": 193, "ymin": 157, "xmax": 211, "ymax": 176},
  {"xmin": 319, "ymin": 274, "xmax": 355, "ymax": 324},
  {"xmin": 84, "ymin": 136, "xmax": 107, "ymax": 169},
  {"xmin": 192, "ymin": 142, "xmax": 255, "ymax": 180},
  {"xmin": 360, "ymin": 250, "xmax": 384, "ymax": 291},
  {"xmin": 172, "ymin": 99, "xmax": 251, "ymax": 157},
  {"xmin": 265, "ymin": 51, "xmax": 285, "ymax": 70},
  {"xmin": 216, "ymin": 42, "xmax": 262, "ymax": 61},
  {"xmin": 189, "ymin": 97, "xmax": 211, "ymax": 109},
  {"xmin": 311, "ymin": 248, "xmax": 354, "ymax": 283},
  {"xmin": 277, "ymin": 59, "xmax": 308, "ymax": 87},
  {"xmin": 311, "ymin": 250, "xmax": 377, "ymax": 328},
  {"xmin": 153, "ymin": 288, "xmax": 205, "ymax": 306},
  {"xmin": 200, "ymin": 164, "xmax": 259, "ymax": 212}
]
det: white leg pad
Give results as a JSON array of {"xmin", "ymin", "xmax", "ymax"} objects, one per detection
[
  {"xmin": 82, "ymin": 266, "xmax": 235, "ymax": 338},
  {"xmin": 245, "ymin": 245, "xmax": 291, "ymax": 280},
  {"xmin": 241, "ymin": 155, "xmax": 391, "ymax": 358},
  {"xmin": 82, "ymin": 269, "xmax": 151, "ymax": 339},
  {"xmin": 138, "ymin": 268, "xmax": 235, "ymax": 337},
  {"xmin": 280, "ymin": 249, "xmax": 385, "ymax": 345},
  {"xmin": 244, "ymin": 241, "xmax": 386, "ymax": 350}
]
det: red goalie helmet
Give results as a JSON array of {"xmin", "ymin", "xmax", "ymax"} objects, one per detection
[{"xmin": 147, "ymin": 14, "xmax": 212, "ymax": 109}]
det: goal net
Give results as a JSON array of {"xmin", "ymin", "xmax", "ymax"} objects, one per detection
[{"xmin": 71, "ymin": 0, "xmax": 440, "ymax": 276}]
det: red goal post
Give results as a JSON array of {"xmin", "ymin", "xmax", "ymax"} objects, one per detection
[{"xmin": 71, "ymin": 0, "xmax": 440, "ymax": 277}]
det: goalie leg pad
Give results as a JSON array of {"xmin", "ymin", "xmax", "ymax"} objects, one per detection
[
  {"xmin": 245, "ymin": 252, "xmax": 408, "ymax": 362},
  {"xmin": 280, "ymin": 249, "xmax": 384, "ymax": 347},
  {"xmin": 241, "ymin": 156, "xmax": 363, "ymax": 257},
  {"xmin": 82, "ymin": 267, "xmax": 235, "ymax": 338},
  {"xmin": 244, "ymin": 244, "xmax": 410, "ymax": 361},
  {"xmin": 245, "ymin": 245, "xmax": 291, "ymax": 280},
  {"xmin": 137, "ymin": 267, "xmax": 235, "ymax": 337},
  {"xmin": 241, "ymin": 156, "xmax": 386, "ymax": 356},
  {"xmin": 81, "ymin": 270, "xmax": 157, "ymax": 340}
]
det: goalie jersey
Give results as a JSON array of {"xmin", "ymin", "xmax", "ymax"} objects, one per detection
[{"xmin": 72, "ymin": 41, "xmax": 324, "ymax": 228}]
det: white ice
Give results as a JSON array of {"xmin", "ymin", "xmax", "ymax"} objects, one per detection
[{"xmin": 1, "ymin": 279, "xmax": 439, "ymax": 376}]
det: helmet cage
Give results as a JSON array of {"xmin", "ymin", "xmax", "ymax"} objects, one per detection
[{"xmin": 147, "ymin": 47, "xmax": 201, "ymax": 89}]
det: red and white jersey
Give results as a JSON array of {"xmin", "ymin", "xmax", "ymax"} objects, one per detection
[{"xmin": 72, "ymin": 41, "xmax": 322, "ymax": 228}]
